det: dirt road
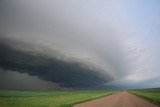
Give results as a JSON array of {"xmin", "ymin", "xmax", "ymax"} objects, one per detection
[{"xmin": 74, "ymin": 91, "xmax": 158, "ymax": 107}]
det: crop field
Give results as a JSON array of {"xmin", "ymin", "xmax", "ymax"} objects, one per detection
[
  {"xmin": 130, "ymin": 88, "xmax": 160, "ymax": 106},
  {"xmin": 0, "ymin": 90, "xmax": 117, "ymax": 107}
]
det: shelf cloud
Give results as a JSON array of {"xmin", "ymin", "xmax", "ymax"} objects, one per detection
[{"xmin": 0, "ymin": 0, "xmax": 160, "ymax": 90}]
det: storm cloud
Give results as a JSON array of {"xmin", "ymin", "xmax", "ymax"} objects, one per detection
[
  {"xmin": 0, "ymin": 68, "xmax": 62, "ymax": 91},
  {"xmin": 0, "ymin": 0, "xmax": 160, "ymax": 90}
]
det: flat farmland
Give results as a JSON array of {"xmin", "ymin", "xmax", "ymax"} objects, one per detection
[
  {"xmin": 130, "ymin": 88, "xmax": 160, "ymax": 106},
  {"xmin": 0, "ymin": 90, "xmax": 117, "ymax": 107}
]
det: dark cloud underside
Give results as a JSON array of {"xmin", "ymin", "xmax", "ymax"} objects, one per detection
[
  {"xmin": 0, "ymin": 69, "xmax": 62, "ymax": 91},
  {"xmin": 0, "ymin": 36, "xmax": 112, "ymax": 88}
]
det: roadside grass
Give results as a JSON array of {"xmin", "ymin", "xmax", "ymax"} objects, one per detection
[
  {"xmin": 130, "ymin": 88, "xmax": 160, "ymax": 106},
  {"xmin": 0, "ymin": 90, "xmax": 118, "ymax": 107}
]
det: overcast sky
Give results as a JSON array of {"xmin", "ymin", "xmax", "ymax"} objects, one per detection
[{"xmin": 0, "ymin": 0, "xmax": 160, "ymax": 90}]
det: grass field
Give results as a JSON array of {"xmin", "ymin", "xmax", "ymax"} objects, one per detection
[
  {"xmin": 130, "ymin": 88, "xmax": 160, "ymax": 106},
  {"xmin": 0, "ymin": 90, "xmax": 117, "ymax": 107}
]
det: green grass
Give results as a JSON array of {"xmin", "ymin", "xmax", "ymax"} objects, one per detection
[
  {"xmin": 130, "ymin": 88, "xmax": 160, "ymax": 106},
  {"xmin": 0, "ymin": 90, "xmax": 118, "ymax": 107}
]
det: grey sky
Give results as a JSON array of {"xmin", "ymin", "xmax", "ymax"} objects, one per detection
[
  {"xmin": 0, "ymin": 0, "xmax": 160, "ymax": 90},
  {"xmin": 0, "ymin": 68, "xmax": 62, "ymax": 91}
]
